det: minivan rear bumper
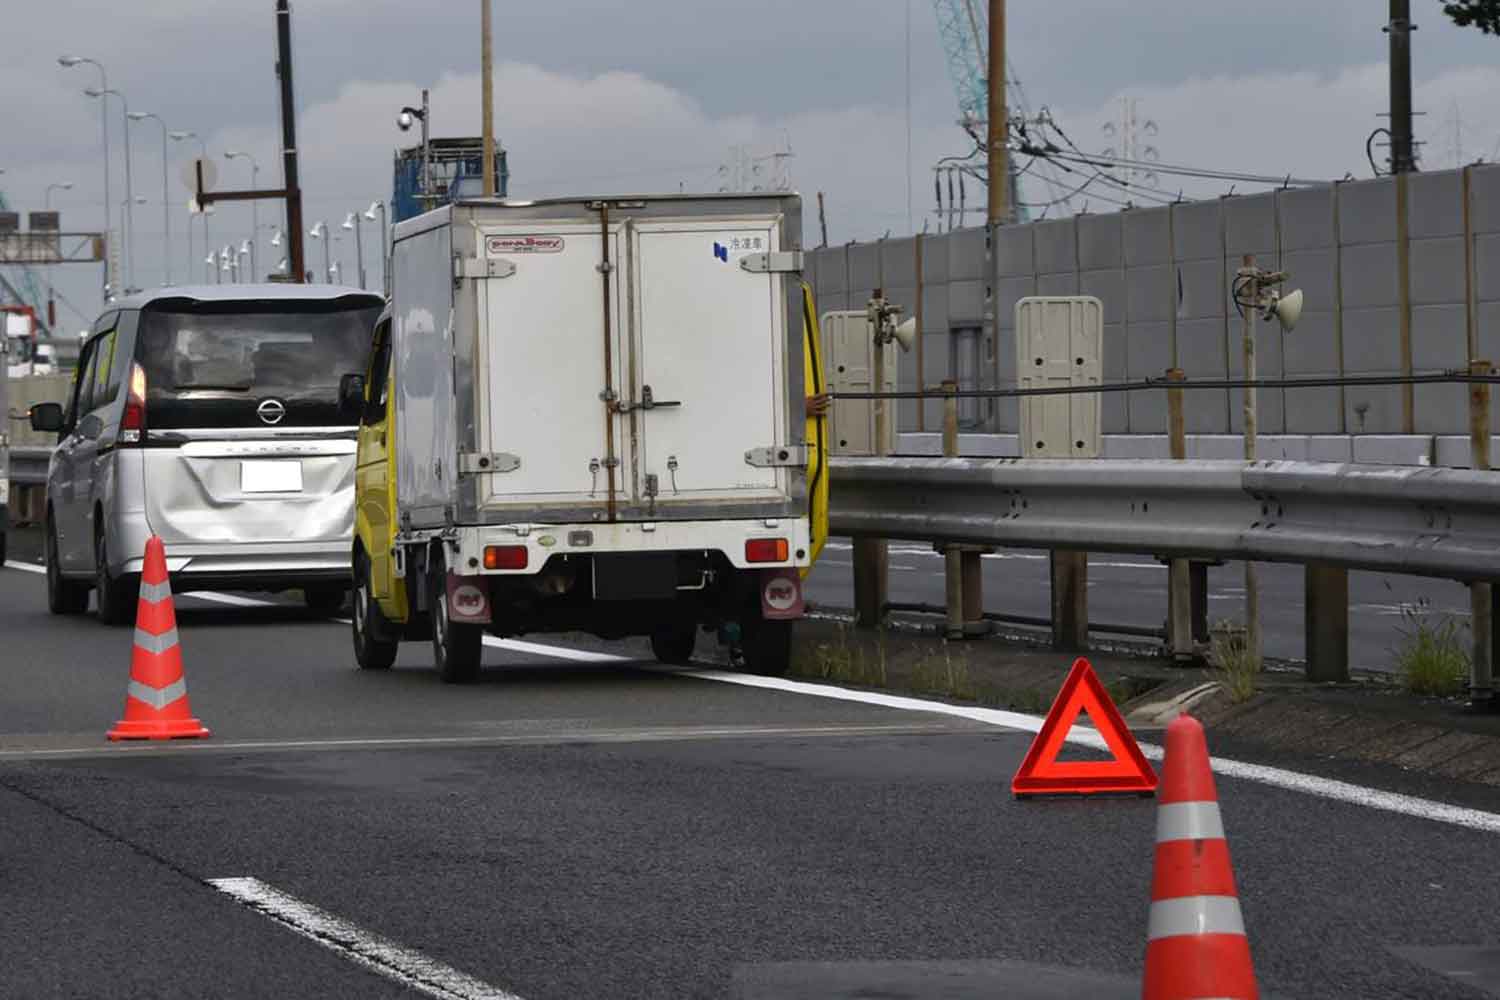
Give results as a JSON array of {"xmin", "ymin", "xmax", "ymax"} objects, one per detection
[{"xmin": 112, "ymin": 507, "xmax": 349, "ymax": 592}]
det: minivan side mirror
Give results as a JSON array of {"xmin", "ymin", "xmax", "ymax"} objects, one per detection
[
  {"xmin": 30, "ymin": 402, "xmax": 64, "ymax": 433},
  {"xmin": 338, "ymin": 373, "xmax": 367, "ymax": 420}
]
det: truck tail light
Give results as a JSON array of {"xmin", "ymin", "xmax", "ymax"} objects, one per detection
[
  {"xmin": 745, "ymin": 538, "xmax": 789, "ymax": 564},
  {"xmin": 483, "ymin": 545, "xmax": 529, "ymax": 571},
  {"xmin": 119, "ymin": 362, "xmax": 147, "ymax": 444}
]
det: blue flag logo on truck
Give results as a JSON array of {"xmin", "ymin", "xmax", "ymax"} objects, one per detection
[{"xmin": 713, "ymin": 242, "xmax": 729, "ymax": 262}]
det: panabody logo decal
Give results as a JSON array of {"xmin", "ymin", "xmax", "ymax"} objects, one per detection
[{"xmin": 487, "ymin": 235, "xmax": 563, "ymax": 255}]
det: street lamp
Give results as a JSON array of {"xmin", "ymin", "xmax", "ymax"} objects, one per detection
[
  {"xmin": 363, "ymin": 201, "xmax": 388, "ymax": 294},
  {"xmin": 341, "ymin": 212, "xmax": 367, "ymax": 289},
  {"xmin": 59, "ymin": 55, "xmax": 111, "ymax": 304},
  {"xmin": 128, "ymin": 111, "xmax": 172, "ymax": 285},
  {"xmin": 85, "ymin": 86, "xmax": 136, "ymax": 293},
  {"xmin": 170, "ymin": 131, "xmax": 210, "ymax": 280},
  {"xmin": 308, "ymin": 221, "xmax": 330, "ymax": 284},
  {"xmin": 224, "ymin": 150, "xmax": 260, "ymax": 281},
  {"xmin": 44, "ymin": 182, "xmax": 74, "ymax": 209},
  {"xmin": 117, "ymin": 195, "xmax": 147, "ymax": 294}
]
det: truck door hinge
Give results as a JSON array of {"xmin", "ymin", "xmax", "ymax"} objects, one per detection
[
  {"xmin": 459, "ymin": 452, "xmax": 521, "ymax": 474},
  {"xmin": 739, "ymin": 251, "xmax": 803, "ymax": 274},
  {"xmin": 745, "ymin": 445, "xmax": 808, "ymax": 468},
  {"xmin": 453, "ymin": 255, "xmax": 517, "ymax": 285}
]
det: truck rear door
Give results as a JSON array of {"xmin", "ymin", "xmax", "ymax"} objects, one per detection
[
  {"xmin": 474, "ymin": 223, "xmax": 626, "ymax": 511},
  {"xmin": 629, "ymin": 219, "xmax": 787, "ymax": 507}
]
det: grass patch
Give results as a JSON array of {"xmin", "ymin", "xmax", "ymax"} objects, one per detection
[
  {"xmin": 1209, "ymin": 620, "xmax": 1260, "ymax": 704},
  {"xmin": 793, "ymin": 623, "xmax": 888, "ymax": 687},
  {"xmin": 1392, "ymin": 600, "xmax": 1470, "ymax": 697},
  {"xmin": 910, "ymin": 643, "xmax": 979, "ymax": 701}
]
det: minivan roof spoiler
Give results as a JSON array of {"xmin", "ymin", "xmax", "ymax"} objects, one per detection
[{"xmin": 107, "ymin": 284, "xmax": 385, "ymax": 312}]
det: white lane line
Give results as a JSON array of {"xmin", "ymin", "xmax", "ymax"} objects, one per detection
[
  {"xmin": 209, "ymin": 877, "xmax": 523, "ymax": 1000},
  {"xmin": 19, "ymin": 564, "xmax": 1500, "ymax": 835},
  {"xmin": 0, "ymin": 722, "xmax": 964, "ymax": 762},
  {"xmin": 681, "ymin": 669, "xmax": 1500, "ymax": 836}
]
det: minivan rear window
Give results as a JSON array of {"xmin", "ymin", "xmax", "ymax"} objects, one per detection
[{"xmin": 135, "ymin": 298, "xmax": 381, "ymax": 430}]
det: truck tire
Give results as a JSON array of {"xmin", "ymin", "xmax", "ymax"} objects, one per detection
[
  {"xmin": 740, "ymin": 618, "xmax": 793, "ymax": 677},
  {"xmin": 650, "ymin": 624, "xmax": 697, "ymax": 665},
  {"xmin": 94, "ymin": 525, "xmax": 138, "ymax": 627},
  {"xmin": 429, "ymin": 549, "xmax": 482, "ymax": 684},
  {"xmin": 351, "ymin": 553, "xmax": 399, "ymax": 671},
  {"xmin": 46, "ymin": 516, "xmax": 89, "ymax": 615}
]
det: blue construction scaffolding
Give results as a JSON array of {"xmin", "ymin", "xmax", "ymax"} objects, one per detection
[{"xmin": 392, "ymin": 137, "xmax": 511, "ymax": 224}]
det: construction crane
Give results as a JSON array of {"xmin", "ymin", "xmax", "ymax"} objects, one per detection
[
  {"xmin": 928, "ymin": 0, "xmax": 1033, "ymax": 224},
  {"xmin": 0, "ymin": 189, "xmax": 50, "ymax": 333}
]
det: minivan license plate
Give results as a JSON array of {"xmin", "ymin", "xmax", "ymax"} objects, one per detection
[{"xmin": 241, "ymin": 460, "xmax": 304, "ymax": 494}]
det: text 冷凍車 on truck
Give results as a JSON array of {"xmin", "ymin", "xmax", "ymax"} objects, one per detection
[{"xmin": 349, "ymin": 194, "xmax": 829, "ymax": 681}]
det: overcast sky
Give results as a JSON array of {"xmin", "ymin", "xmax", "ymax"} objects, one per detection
[{"xmin": 3, "ymin": 1, "xmax": 1499, "ymax": 332}]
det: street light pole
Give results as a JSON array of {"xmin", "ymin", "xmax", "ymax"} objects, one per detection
[
  {"xmin": 343, "ymin": 212, "xmax": 366, "ymax": 289},
  {"xmin": 87, "ymin": 87, "xmax": 135, "ymax": 293},
  {"xmin": 129, "ymin": 112, "xmax": 172, "ymax": 285},
  {"xmin": 58, "ymin": 56, "xmax": 110, "ymax": 303},
  {"xmin": 225, "ymin": 151, "xmax": 260, "ymax": 280},
  {"xmin": 364, "ymin": 201, "xmax": 388, "ymax": 295},
  {"xmin": 482, "ymin": 0, "xmax": 496, "ymax": 197},
  {"xmin": 309, "ymin": 221, "xmax": 330, "ymax": 283},
  {"xmin": 170, "ymin": 131, "xmax": 211, "ymax": 280}
]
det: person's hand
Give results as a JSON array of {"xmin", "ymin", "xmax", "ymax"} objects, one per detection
[{"xmin": 805, "ymin": 393, "xmax": 832, "ymax": 418}]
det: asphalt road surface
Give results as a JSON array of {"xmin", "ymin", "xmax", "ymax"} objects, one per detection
[
  {"xmin": 805, "ymin": 539, "xmax": 1473, "ymax": 673},
  {"xmin": 3, "ymin": 560, "xmax": 1500, "ymax": 999}
]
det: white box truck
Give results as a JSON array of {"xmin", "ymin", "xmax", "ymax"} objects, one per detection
[{"xmin": 349, "ymin": 194, "xmax": 824, "ymax": 681}]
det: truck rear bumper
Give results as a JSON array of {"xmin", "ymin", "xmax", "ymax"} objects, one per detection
[{"xmin": 449, "ymin": 518, "xmax": 812, "ymax": 575}]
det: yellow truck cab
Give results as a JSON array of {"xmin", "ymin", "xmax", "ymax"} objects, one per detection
[{"xmin": 348, "ymin": 194, "xmax": 827, "ymax": 681}]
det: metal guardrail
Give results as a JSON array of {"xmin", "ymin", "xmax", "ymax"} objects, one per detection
[
  {"xmin": 7, "ymin": 446, "xmax": 51, "ymax": 487},
  {"xmin": 828, "ymin": 457, "xmax": 1500, "ymax": 583}
]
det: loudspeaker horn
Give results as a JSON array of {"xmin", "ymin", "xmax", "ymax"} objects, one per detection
[
  {"xmin": 1273, "ymin": 289, "xmax": 1304, "ymax": 332},
  {"xmin": 891, "ymin": 317, "xmax": 917, "ymax": 353}
]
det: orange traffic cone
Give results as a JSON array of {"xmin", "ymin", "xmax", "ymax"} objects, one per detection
[
  {"xmin": 1142, "ymin": 714, "xmax": 1256, "ymax": 1000},
  {"xmin": 107, "ymin": 536, "xmax": 210, "ymax": 741}
]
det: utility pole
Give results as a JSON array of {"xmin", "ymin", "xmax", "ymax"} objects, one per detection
[
  {"xmin": 817, "ymin": 192, "xmax": 829, "ymax": 248},
  {"xmin": 277, "ymin": 0, "xmax": 307, "ymax": 282},
  {"xmin": 1241, "ymin": 255, "xmax": 1263, "ymax": 667},
  {"xmin": 481, "ymin": 0, "xmax": 496, "ymax": 196},
  {"xmin": 986, "ymin": 0, "xmax": 1007, "ymax": 225},
  {"xmin": 1386, "ymin": 0, "xmax": 1417, "ymax": 174}
]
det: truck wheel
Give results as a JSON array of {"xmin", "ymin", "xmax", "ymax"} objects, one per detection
[
  {"xmin": 740, "ymin": 618, "xmax": 793, "ymax": 677},
  {"xmin": 352, "ymin": 554, "xmax": 399, "ymax": 671},
  {"xmin": 649, "ymin": 624, "xmax": 697, "ymax": 665},
  {"xmin": 430, "ymin": 550, "xmax": 482, "ymax": 684},
  {"xmin": 46, "ymin": 516, "xmax": 89, "ymax": 615},
  {"xmin": 94, "ymin": 525, "xmax": 138, "ymax": 627}
]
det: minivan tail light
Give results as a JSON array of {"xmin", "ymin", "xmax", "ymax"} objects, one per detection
[
  {"xmin": 745, "ymin": 538, "xmax": 789, "ymax": 564},
  {"xmin": 119, "ymin": 362, "xmax": 147, "ymax": 444}
]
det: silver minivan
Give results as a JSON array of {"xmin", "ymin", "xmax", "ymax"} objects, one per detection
[{"xmin": 29, "ymin": 285, "xmax": 384, "ymax": 623}]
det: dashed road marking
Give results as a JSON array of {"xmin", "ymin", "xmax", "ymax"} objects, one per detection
[{"xmin": 209, "ymin": 876, "xmax": 524, "ymax": 1000}]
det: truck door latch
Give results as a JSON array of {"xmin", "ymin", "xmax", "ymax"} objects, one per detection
[{"xmin": 613, "ymin": 384, "xmax": 682, "ymax": 414}]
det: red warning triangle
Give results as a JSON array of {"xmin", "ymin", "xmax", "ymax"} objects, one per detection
[{"xmin": 1011, "ymin": 658, "xmax": 1158, "ymax": 797}]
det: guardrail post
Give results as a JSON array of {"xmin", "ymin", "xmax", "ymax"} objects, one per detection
[
  {"xmin": 1191, "ymin": 563, "xmax": 1211, "ymax": 644},
  {"xmin": 1050, "ymin": 550, "xmax": 1088, "ymax": 651},
  {"xmin": 1304, "ymin": 564, "xmax": 1350, "ymax": 683},
  {"xmin": 853, "ymin": 539, "xmax": 888, "ymax": 630},
  {"xmin": 941, "ymin": 380, "xmax": 964, "ymax": 638},
  {"xmin": 1470, "ymin": 359, "xmax": 1494, "ymax": 707},
  {"xmin": 1165, "ymin": 368, "xmax": 1195, "ymax": 662}
]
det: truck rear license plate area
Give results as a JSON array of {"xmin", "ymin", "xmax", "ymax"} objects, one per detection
[{"xmin": 592, "ymin": 553, "xmax": 677, "ymax": 602}]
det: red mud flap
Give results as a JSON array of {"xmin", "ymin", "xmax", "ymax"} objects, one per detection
[
  {"xmin": 446, "ymin": 574, "xmax": 493, "ymax": 625},
  {"xmin": 759, "ymin": 569, "xmax": 804, "ymax": 621}
]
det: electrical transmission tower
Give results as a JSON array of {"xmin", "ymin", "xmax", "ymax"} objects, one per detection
[{"xmin": 1100, "ymin": 96, "xmax": 1162, "ymax": 193}]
